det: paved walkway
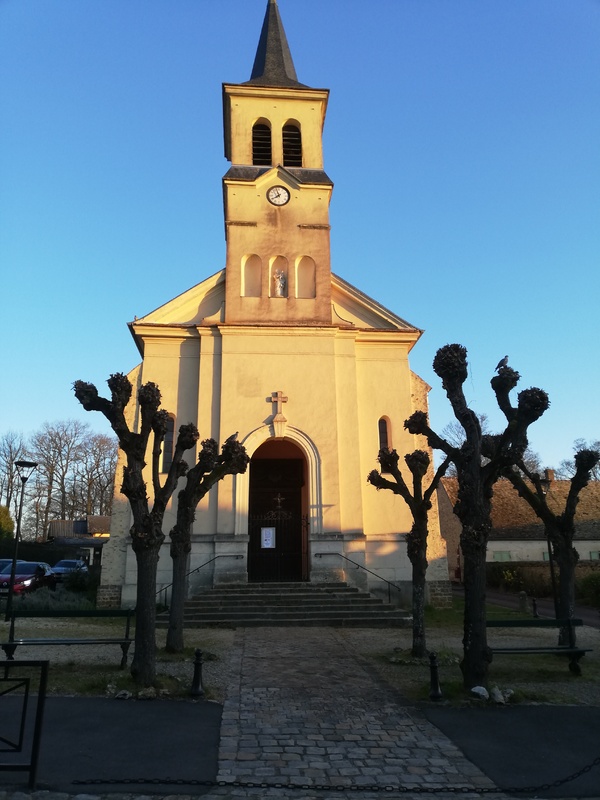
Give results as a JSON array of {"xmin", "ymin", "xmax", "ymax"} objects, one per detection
[
  {"xmin": 215, "ymin": 627, "xmax": 495, "ymax": 796},
  {"xmin": 2, "ymin": 626, "xmax": 600, "ymax": 800}
]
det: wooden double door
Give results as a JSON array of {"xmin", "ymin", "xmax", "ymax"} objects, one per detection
[{"xmin": 247, "ymin": 457, "xmax": 308, "ymax": 582}]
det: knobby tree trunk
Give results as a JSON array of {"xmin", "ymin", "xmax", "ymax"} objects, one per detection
[
  {"xmin": 165, "ymin": 436, "xmax": 249, "ymax": 653},
  {"xmin": 553, "ymin": 526, "xmax": 579, "ymax": 646},
  {"xmin": 408, "ymin": 514, "xmax": 429, "ymax": 658},
  {"xmin": 406, "ymin": 344, "xmax": 549, "ymax": 690},
  {"xmin": 74, "ymin": 374, "xmax": 199, "ymax": 687},
  {"xmin": 130, "ymin": 534, "xmax": 161, "ymax": 685},
  {"xmin": 502, "ymin": 449, "xmax": 599, "ymax": 647},
  {"xmin": 368, "ymin": 448, "xmax": 450, "ymax": 660},
  {"xmin": 460, "ymin": 525, "xmax": 492, "ymax": 686},
  {"xmin": 166, "ymin": 530, "xmax": 191, "ymax": 653}
]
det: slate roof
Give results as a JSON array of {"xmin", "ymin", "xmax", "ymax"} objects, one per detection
[
  {"xmin": 244, "ymin": 0, "xmax": 309, "ymax": 89},
  {"xmin": 440, "ymin": 477, "xmax": 600, "ymax": 541},
  {"xmin": 223, "ymin": 166, "xmax": 333, "ymax": 185}
]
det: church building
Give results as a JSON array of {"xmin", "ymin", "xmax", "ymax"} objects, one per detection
[{"xmin": 101, "ymin": 0, "xmax": 450, "ymax": 608}]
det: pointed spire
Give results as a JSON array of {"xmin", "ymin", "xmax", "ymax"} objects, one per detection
[{"xmin": 245, "ymin": 0, "xmax": 308, "ymax": 88}]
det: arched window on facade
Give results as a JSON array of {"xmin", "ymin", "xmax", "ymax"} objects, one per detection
[
  {"xmin": 282, "ymin": 123, "xmax": 302, "ymax": 167},
  {"xmin": 161, "ymin": 415, "xmax": 175, "ymax": 473},
  {"xmin": 378, "ymin": 417, "xmax": 391, "ymax": 451},
  {"xmin": 252, "ymin": 122, "xmax": 272, "ymax": 166},
  {"xmin": 378, "ymin": 417, "xmax": 392, "ymax": 473}
]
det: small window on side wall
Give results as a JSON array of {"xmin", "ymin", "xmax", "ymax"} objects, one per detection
[
  {"xmin": 492, "ymin": 551, "xmax": 511, "ymax": 562},
  {"xmin": 378, "ymin": 417, "xmax": 390, "ymax": 451},
  {"xmin": 161, "ymin": 415, "xmax": 175, "ymax": 473}
]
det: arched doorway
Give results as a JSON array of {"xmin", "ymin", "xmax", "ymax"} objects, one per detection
[{"xmin": 247, "ymin": 439, "xmax": 308, "ymax": 582}]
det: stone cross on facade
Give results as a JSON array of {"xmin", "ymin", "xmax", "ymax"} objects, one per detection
[
  {"xmin": 267, "ymin": 390, "xmax": 288, "ymax": 438},
  {"xmin": 269, "ymin": 391, "xmax": 288, "ymax": 415}
]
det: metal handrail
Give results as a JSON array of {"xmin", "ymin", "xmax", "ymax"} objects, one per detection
[
  {"xmin": 156, "ymin": 554, "xmax": 243, "ymax": 608},
  {"xmin": 313, "ymin": 552, "xmax": 401, "ymax": 606}
]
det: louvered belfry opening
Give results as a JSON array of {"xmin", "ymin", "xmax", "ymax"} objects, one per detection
[
  {"xmin": 282, "ymin": 124, "xmax": 302, "ymax": 166},
  {"xmin": 252, "ymin": 122, "xmax": 272, "ymax": 165}
]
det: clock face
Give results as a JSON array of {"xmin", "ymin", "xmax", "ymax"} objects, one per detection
[{"xmin": 267, "ymin": 185, "xmax": 290, "ymax": 206}]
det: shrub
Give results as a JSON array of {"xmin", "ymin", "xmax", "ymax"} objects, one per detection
[
  {"xmin": 16, "ymin": 586, "xmax": 95, "ymax": 611},
  {"xmin": 577, "ymin": 572, "xmax": 600, "ymax": 608}
]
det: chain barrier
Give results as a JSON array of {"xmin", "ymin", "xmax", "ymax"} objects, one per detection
[{"xmin": 72, "ymin": 751, "xmax": 600, "ymax": 795}]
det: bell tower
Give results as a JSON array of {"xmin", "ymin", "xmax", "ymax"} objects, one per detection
[{"xmin": 222, "ymin": 0, "xmax": 333, "ymax": 325}]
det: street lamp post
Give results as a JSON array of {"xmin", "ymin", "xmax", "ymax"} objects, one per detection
[{"xmin": 4, "ymin": 460, "xmax": 38, "ymax": 621}]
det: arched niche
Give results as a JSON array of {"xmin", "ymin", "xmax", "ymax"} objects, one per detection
[
  {"xmin": 242, "ymin": 254, "xmax": 262, "ymax": 297},
  {"xmin": 296, "ymin": 255, "xmax": 316, "ymax": 298}
]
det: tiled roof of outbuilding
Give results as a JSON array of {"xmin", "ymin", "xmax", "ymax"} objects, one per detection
[{"xmin": 440, "ymin": 477, "xmax": 600, "ymax": 541}]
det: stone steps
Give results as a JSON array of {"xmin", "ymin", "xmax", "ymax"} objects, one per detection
[{"xmin": 156, "ymin": 581, "xmax": 411, "ymax": 628}]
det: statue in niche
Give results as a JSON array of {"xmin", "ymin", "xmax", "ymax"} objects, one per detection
[{"xmin": 272, "ymin": 269, "xmax": 287, "ymax": 297}]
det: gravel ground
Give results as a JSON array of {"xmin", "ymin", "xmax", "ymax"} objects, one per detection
[{"xmin": 2, "ymin": 618, "xmax": 599, "ymax": 705}]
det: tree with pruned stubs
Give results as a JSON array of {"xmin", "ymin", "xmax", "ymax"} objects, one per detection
[
  {"xmin": 556, "ymin": 439, "xmax": 600, "ymax": 482},
  {"xmin": 441, "ymin": 414, "xmax": 542, "ymax": 478},
  {"xmin": 498, "ymin": 449, "xmax": 600, "ymax": 643},
  {"xmin": 74, "ymin": 373, "xmax": 200, "ymax": 686},
  {"xmin": 166, "ymin": 435, "xmax": 248, "ymax": 653},
  {"xmin": 368, "ymin": 447, "xmax": 451, "ymax": 658},
  {"xmin": 405, "ymin": 344, "xmax": 549, "ymax": 689}
]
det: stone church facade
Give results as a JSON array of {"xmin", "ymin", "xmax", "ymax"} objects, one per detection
[{"xmin": 100, "ymin": 0, "xmax": 450, "ymax": 609}]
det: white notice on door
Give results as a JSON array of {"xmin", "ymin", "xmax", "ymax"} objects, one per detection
[{"xmin": 261, "ymin": 527, "xmax": 276, "ymax": 549}]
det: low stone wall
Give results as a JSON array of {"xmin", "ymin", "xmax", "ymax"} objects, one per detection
[
  {"xmin": 427, "ymin": 579, "xmax": 453, "ymax": 608},
  {"xmin": 96, "ymin": 584, "xmax": 123, "ymax": 608}
]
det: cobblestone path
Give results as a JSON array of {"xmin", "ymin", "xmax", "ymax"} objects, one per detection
[{"xmin": 212, "ymin": 627, "xmax": 500, "ymax": 799}]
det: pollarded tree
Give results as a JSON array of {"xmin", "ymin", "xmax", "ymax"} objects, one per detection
[
  {"xmin": 556, "ymin": 439, "xmax": 600, "ymax": 481},
  {"xmin": 500, "ymin": 449, "xmax": 600, "ymax": 642},
  {"xmin": 74, "ymin": 374, "xmax": 199, "ymax": 686},
  {"xmin": 166, "ymin": 435, "xmax": 249, "ymax": 653},
  {"xmin": 368, "ymin": 447, "xmax": 451, "ymax": 657},
  {"xmin": 405, "ymin": 344, "xmax": 549, "ymax": 688}
]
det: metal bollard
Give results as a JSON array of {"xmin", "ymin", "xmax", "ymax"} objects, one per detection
[
  {"xmin": 190, "ymin": 648, "xmax": 205, "ymax": 698},
  {"xmin": 429, "ymin": 651, "xmax": 442, "ymax": 700},
  {"xmin": 532, "ymin": 598, "xmax": 539, "ymax": 618}
]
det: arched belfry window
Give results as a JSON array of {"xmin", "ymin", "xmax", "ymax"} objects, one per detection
[
  {"xmin": 252, "ymin": 122, "xmax": 272, "ymax": 166},
  {"xmin": 161, "ymin": 415, "xmax": 175, "ymax": 473},
  {"xmin": 378, "ymin": 417, "xmax": 391, "ymax": 452},
  {"xmin": 282, "ymin": 123, "xmax": 302, "ymax": 167}
]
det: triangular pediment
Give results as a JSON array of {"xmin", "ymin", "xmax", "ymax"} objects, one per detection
[
  {"xmin": 331, "ymin": 273, "xmax": 421, "ymax": 333},
  {"xmin": 129, "ymin": 269, "xmax": 420, "ymax": 354},
  {"xmin": 135, "ymin": 270, "xmax": 226, "ymax": 326}
]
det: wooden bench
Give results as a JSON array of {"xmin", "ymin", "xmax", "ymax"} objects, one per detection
[
  {"xmin": 1, "ymin": 608, "xmax": 134, "ymax": 669},
  {"xmin": 486, "ymin": 617, "xmax": 591, "ymax": 675}
]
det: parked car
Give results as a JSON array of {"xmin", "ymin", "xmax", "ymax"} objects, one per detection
[
  {"xmin": 0, "ymin": 561, "xmax": 57, "ymax": 596},
  {"xmin": 52, "ymin": 558, "xmax": 89, "ymax": 581},
  {"xmin": 0, "ymin": 558, "xmax": 28, "ymax": 575}
]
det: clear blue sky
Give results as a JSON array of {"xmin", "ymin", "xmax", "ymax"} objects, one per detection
[{"xmin": 1, "ymin": 0, "xmax": 599, "ymax": 470}]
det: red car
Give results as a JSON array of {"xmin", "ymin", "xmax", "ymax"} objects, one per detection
[{"xmin": 0, "ymin": 561, "xmax": 57, "ymax": 596}]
